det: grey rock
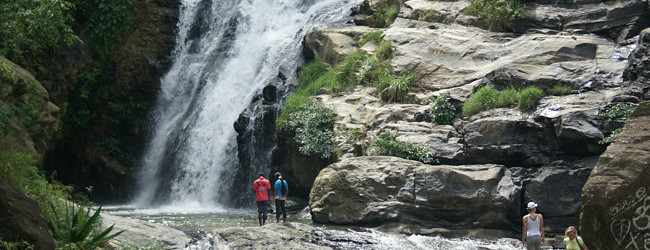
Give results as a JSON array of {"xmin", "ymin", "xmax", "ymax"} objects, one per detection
[
  {"xmin": 100, "ymin": 212, "xmax": 191, "ymax": 249},
  {"xmin": 309, "ymin": 156, "xmax": 520, "ymax": 232},
  {"xmin": 304, "ymin": 26, "xmax": 377, "ymax": 67},
  {"xmin": 385, "ymin": 18, "xmax": 627, "ymax": 92},
  {"xmin": 580, "ymin": 101, "xmax": 650, "ymax": 250},
  {"xmin": 519, "ymin": 1, "xmax": 649, "ymax": 41},
  {"xmin": 524, "ymin": 158, "xmax": 596, "ymax": 232},
  {"xmin": 463, "ymin": 108, "xmax": 556, "ymax": 166}
]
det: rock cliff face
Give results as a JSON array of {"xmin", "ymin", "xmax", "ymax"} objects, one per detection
[
  {"xmin": 288, "ymin": 0, "xmax": 650, "ymax": 236},
  {"xmin": 580, "ymin": 101, "xmax": 650, "ymax": 250},
  {"xmin": 0, "ymin": 56, "xmax": 60, "ymax": 157},
  {"xmin": 44, "ymin": 0, "xmax": 180, "ymax": 202}
]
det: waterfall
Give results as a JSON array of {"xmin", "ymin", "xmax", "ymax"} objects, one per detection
[{"xmin": 132, "ymin": 0, "xmax": 361, "ymax": 210}]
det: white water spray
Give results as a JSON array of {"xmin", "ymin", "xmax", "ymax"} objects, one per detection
[{"xmin": 133, "ymin": 0, "xmax": 361, "ymax": 210}]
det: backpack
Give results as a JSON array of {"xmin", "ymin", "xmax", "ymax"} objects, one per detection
[{"xmin": 281, "ymin": 180, "xmax": 288, "ymax": 196}]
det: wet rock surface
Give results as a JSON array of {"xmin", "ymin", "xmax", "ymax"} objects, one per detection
[{"xmin": 204, "ymin": 222, "xmax": 522, "ymax": 250}]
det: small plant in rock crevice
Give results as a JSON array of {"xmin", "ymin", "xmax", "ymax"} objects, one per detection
[
  {"xmin": 462, "ymin": 85, "xmax": 498, "ymax": 117},
  {"xmin": 462, "ymin": 85, "xmax": 546, "ymax": 117},
  {"xmin": 601, "ymin": 103, "xmax": 637, "ymax": 120},
  {"xmin": 358, "ymin": 30, "xmax": 384, "ymax": 47},
  {"xmin": 517, "ymin": 86, "xmax": 544, "ymax": 111},
  {"xmin": 599, "ymin": 127, "xmax": 622, "ymax": 145},
  {"xmin": 368, "ymin": 131, "xmax": 437, "ymax": 164},
  {"xmin": 546, "ymin": 84, "xmax": 572, "ymax": 96},
  {"xmin": 429, "ymin": 94, "xmax": 456, "ymax": 125},
  {"xmin": 465, "ymin": 0, "xmax": 524, "ymax": 31}
]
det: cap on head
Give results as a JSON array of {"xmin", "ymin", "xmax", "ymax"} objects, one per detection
[
  {"xmin": 527, "ymin": 201, "xmax": 538, "ymax": 210},
  {"xmin": 274, "ymin": 172, "xmax": 282, "ymax": 179}
]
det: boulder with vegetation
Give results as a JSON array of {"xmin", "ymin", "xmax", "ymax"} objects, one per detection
[{"xmin": 0, "ymin": 57, "xmax": 60, "ymax": 157}]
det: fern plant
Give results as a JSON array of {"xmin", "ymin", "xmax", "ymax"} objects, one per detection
[{"xmin": 50, "ymin": 204, "xmax": 124, "ymax": 249}]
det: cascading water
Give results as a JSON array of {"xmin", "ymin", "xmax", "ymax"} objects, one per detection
[{"xmin": 132, "ymin": 0, "xmax": 361, "ymax": 210}]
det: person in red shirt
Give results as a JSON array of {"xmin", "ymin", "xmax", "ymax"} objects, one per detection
[{"xmin": 253, "ymin": 173, "xmax": 272, "ymax": 226}]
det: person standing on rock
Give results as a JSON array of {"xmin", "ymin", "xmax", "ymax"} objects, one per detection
[
  {"xmin": 522, "ymin": 201, "xmax": 544, "ymax": 250},
  {"xmin": 273, "ymin": 172, "xmax": 289, "ymax": 224},
  {"xmin": 564, "ymin": 226, "xmax": 588, "ymax": 250},
  {"xmin": 253, "ymin": 173, "xmax": 272, "ymax": 226}
]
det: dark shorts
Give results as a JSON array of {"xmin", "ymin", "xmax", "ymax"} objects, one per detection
[{"xmin": 256, "ymin": 200, "xmax": 269, "ymax": 215}]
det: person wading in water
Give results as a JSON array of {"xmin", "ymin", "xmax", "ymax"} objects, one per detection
[
  {"xmin": 522, "ymin": 201, "xmax": 544, "ymax": 250},
  {"xmin": 253, "ymin": 173, "xmax": 272, "ymax": 226}
]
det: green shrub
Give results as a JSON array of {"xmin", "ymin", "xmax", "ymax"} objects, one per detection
[
  {"xmin": 465, "ymin": 0, "xmax": 524, "ymax": 31},
  {"xmin": 359, "ymin": 30, "xmax": 384, "ymax": 47},
  {"xmin": 298, "ymin": 60, "xmax": 328, "ymax": 87},
  {"xmin": 546, "ymin": 84, "xmax": 571, "ymax": 96},
  {"xmin": 0, "ymin": 150, "xmax": 73, "ymax": 211},
  {"xmin": 377, "ymin": 72, "xmax": 413, "ymax": 103},
  {"xmin": 0, "ymin": 238, "xmax": 32, "ymax": 250},
  {"xmin": 495, "ymin": 87, "xmax": 518, "ymax": 107},
  {"xmin": 0, "ymin": 0, "xmax": 79, "ymax": 65},
  {"xmin": 370, "ymin": 6, "xmax": 399, "ymax": 28},
  {"xmin": 429, "ymin": 94, "xmax": 456, "ymax": 125},
  {"xmin": 285, "ymin": 101, "xmax": 335, "ymax": 159},
  {"xmin": 375, "ymin": 40, "xmax": 393, "ymax": 61},
  {"xmin": 601, "ymin": 103, "xmax": 637, "ymax": 120},
  {"xmin": 50, "ymin": 204, "xmax": 124, "ymax": 249},
  {"xmin": 345, "ymin": 128, "xmax": 363, "ymax": 142},
  {"xmin": 368, "ymin": 131, "xmax": 437, "ymax": 164},
  {"xmin": 0, "ymin": 63, "xmax": 45, "ymax": 137},
  {"xmin": 462, "ymin": 86, "xmax": 498, "ymax": 117},
  {"xmin": 517, "ymin": 86, "xmax": 544, "ymax": 111},
  {"xmin": 73, "ymin": 0, "xmax": 135, "ymax": 55},
  {"xmin": 337, "ymin": 51, "xmax": 371, "ymax": 90}
]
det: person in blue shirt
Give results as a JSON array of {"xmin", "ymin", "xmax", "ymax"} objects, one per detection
[{"xmin": 273, "ymin": 172, "xmax": 289, "ymax": 223}]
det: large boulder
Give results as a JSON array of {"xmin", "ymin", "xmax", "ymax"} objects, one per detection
[
  {"xmin": 100, "ymin": 212, "xmax": 191, "ymax": 249},
  {"xmin": 0, "ymin": 56, "xmax": 60, "ymax": 158},
  {"xmin": 462, "ymin": 108, "xmax": 556, "ymax": 166},
  {"xmin": 309, "ymin": 156, "xmax": 520, "ymax": 233},
  {"xmin": 303, "ymin": 26, "xmax": 376, "ymax": 67},
  {"xmin": 0, "ymin": 176, "xmax": 55, "ymax": 249},
  {"xmin": 523, "ymin": 158, "xmax": 596, "ymax": 233},
  {"xmin": 580, "ymin": 101, "xmax": 650, "ymax": 250}
]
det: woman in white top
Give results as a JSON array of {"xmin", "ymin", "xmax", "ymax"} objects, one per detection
[{"xmin": 522, "ymin": 201, "xmax": 544, "ymax": 250}]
